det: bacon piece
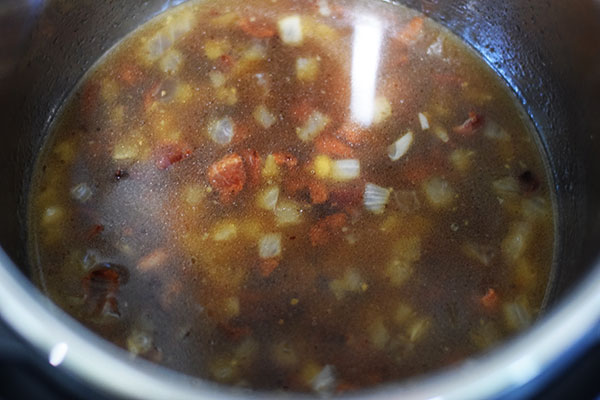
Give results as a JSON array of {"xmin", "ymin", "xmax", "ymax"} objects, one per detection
[
  {"xmin": 453, "ymin": 111, "xmax": 484, "ymax": 136},
  {"xmin": 309, "ymin": 213, "xmax": 347, "ymax": 246},
  {"xmin": 315, "ymin": 134, "xmax": 355, "ymax": 158},
  {"xmin": 208, "ymin": 153, "xmax": 247, "ymax": 203},
  {"xmin": 155, "ymin": 144, "xmax": 192, "ymax": 170},
  {"xmin": 396, "ymin": 16, "xmax": 424, "ymax": 45},
  {"xmin": 118, "ymin": 63, "xmax": 143, "ymax": 85},
  {"xmin": 259, "ymin": 258, "xmax": 280, "ymax": 277},
  {"xmin": 481, "ymin": 288, "xmax": 499, "ymax": 310},
  {"xmin": 272, "ymin": 152, "xmax": 298, "ymax": 169},
  {"xmin": 241, "ymin": 149, "xmax": 262, "ymax": 187},
  {"xmin": 239, "ymin": 16, "xmax": 276, "ymax": 38},
  {"xmin": 308, "ymin": 180, "xmax": 328, "ymax": 204},
  {"xmin": 82, "ymin": 263, "xmax": 129, "ymax": 317}
]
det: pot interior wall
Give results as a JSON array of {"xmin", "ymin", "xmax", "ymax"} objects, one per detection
[{"xmin": 1, "ymin": 0, "xmax": 600, "ymax": 338}]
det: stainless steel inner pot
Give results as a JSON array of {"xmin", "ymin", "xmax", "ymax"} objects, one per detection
[{"xmin": 1, "ymin": 0, "xmax": 600, "ymax": 399}]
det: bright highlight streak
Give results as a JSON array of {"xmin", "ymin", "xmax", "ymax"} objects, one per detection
[
  {"xmin": 350, "ymin": 16, "xmax": 384, "ymax": 127},
  {"xmin": 48, "ymin": 342, "xmax": 69, "ymax": 366}
]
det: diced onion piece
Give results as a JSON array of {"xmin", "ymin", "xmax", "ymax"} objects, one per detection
[
  {"xmin": 394, "ymin": 303, "xmax": 414, "ymax": 325},
  {"xmin": 503, "ymin": 298, "xmax": 532, "ymax": 330},
  {"xmin": 296, "ymin": 111, "xmax": 330, "ymax": 142},
  {"xmin": 330, "ymin": 159, "xmax": 360, "ymax": 181},
  {"xmin": 427, "ymin": 36, "xmax": 444, "ymax": 57},
  {"xmin": 515, "ymin": 258, "xmax": 537, "ymax": 290},
  {"xmin": 262, "ymin": 154, "xmax": 280, "ymax": 178},
  {"xmin": 522, "ymin": 197, "xmax": 550, "ymax": 221},
  {"xmin": 144, "ymin": 11, "xmax": 194, "ymax": 62},
  {"xmin": 407, "ymin": 318, "xmax": 430, "ymax": 342},
  {"xmin": 275, "ymin": 200, "xmax": 302, "ymax": 226},
  {"xmin": 501, "ymin": 221, "xmax": 531, "ymax": 263},
  {"xmin": 385, "ymin": 258, "xmax": 412, "ymax": 286},
  {"xmin": 208, "ymin": 70, "xmax": 226, "ymax": 88},
  {"xmin": 493, "ymin": 176, "xmax": 520, "ymax": 199},
  {"xmin": 373, "ymin": 96, "xmax": 392, "ymax": 124},
  {"xmin": 243, "ymin": 43, "xmax": 267, "ymax": 61},
  {"xmin": 462, "ymin": 242, "xmax": 494, "ymax": 266},
  {"xmin": 317, "ymin": 0, "xmax": 332, "ymax": 16},
  {"xmin": 470, "ymin": 321, "xmax": 501, "ymax": 349},
  {"xmin": 204, "ymin": 39, "xmax": 230, "ymax": 60},
  {"xmin": 145, "ymin": 31, "xmax": 174, "ymax": 62},
  {"xmin": 329, "ymin": 269, "xmax": 362, "ymax": 300},
  {"xmin": 296, "ymin": 57, "xmax": 319, "ymax": 82},
  {"xmin": 364, "ymin": 183, "xmax": 391, "ymax": 214},
  {"xmin": 253, "ymin": 105, "xmax": 276, "ymax": 129},
  {"xmin": 450, "ymin": 148, "xmax": 474, "ymax": 173},
  {"xmin": 388, "ymin": 131, "xmax": 414, "ymax": 161},
  {"xmin": 70, "ymin": 183, "xmax": 92, "ymax": 203},
  {"xmin": 208, "ymin": 117, "xmax": 235, "ymax": 145},
  {"xmin": 368, "ymin": 318, "xmax": 390, "ymax": 350},
  {"xmin": 311, "ymin": 365, "xmax": 336, "ymax": 394},
  {"xmin": 392, "ymin": 236, "xmax": 421, "ymax": 262},
  {"xmin": 160, "ymin": 49, "xmax": 183, "ymax": 74},
  {"xmin": 271, "ymin": 341, "xmax": 298, "ymax": 367},
  {"xmin": 433, "ymin": 125, "xmax": 449, "ymax": 143},
  {"xmin": 234, "ymin": 338, "xmax": 259, "ymax": 366},
  {"xmin": 212, "ymin": 222, "xmax": 237, "ymax": 241},
  {"xmin": 392, "ymin": 190, "xmax": 421, "ymax": 213},
  {"xmin": 113, "ymin": 139, "xmax": 139, "ymax": 160},
  {"xmin": 127, "ymin": 330, "xmax": 153, "ymax": 355},
  {"xmin": 42, "ymin": 206, "xmax": 63, "ymax": 225},
  {"xmin": 216, "ymin": 87, "xmax": 238, "ymax": 105},
  {"xmin": 424, "ymin": 177, "xmax": 455, "ymax": 208},
  {"xmin": 223, "ymin": 296, "xmax": 240, "ymax": 318},
  {"xmin": 418, "ymin": 112, "xmax": 430, "ymax": 130},
  {"xmin": 278, "ymin": 15, "xmax": 303, "ymax": 46},
  {"xmin": 256, "ymin": 186, "xmax": 280, "ymax": 211},
  {"xmin": 183, "ymin": 184, "xmax": 207, "ymax": 206},
  {"xmin": 259, "ymin": 233, "xmax": 282, "ymax": 259},
  {"xmin": 210, "ymin": 357, "xmax": 237, "ymax": 382},
  {"xmin": 313, "ymin": 155, "xmax": 332, "ymax": 179},
  {"xmin": 484, "ymin": 120, "xmax": 510, "ymax": 141}
]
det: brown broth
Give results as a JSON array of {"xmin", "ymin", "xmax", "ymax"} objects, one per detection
[{"xmin": 28, "ymin": 0, "xmax": 555, "ymax": 393}]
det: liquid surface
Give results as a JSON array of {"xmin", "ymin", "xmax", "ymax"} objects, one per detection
[{"xmin": 29, "ymin": 0, "xmax": 554, "ymax": 394}]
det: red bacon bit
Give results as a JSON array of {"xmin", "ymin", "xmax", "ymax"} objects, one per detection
[
  {"xmin": 336, "ymin": 123, "xmax": 364, "ymax": 146},
  {"xmin": 218, "ymin": 54, "xmax": 234, "ymax": 72},
  {"xmin": 308, "ymin": 180, "xmax": 329, "ymax": 204},
  {"xmin": 241, "ymin": 149, "xmax": 262, "ymax": 187},
  {"xmin": 238, "ymin": 16, "xmax": 276, "ymax": 38},
  {"xmin": 137, "ymin": 248, "xmax": 169, "ymax": 271},
  {"xmin": 208, "ymin": 153, "xmax": 247, "ymax": 204},
  {"xmin": 396, "ymin": 16, "xmax": 424, "ymax": 45},
  {"xmin": 82, "ymin": 263, "xmax": 129, "ymax": 317},
  {"xmin": 259, "ymin": 258, "xmax": 280, "ymax": 277},
  {"xmin": 86, "ymin": 224, "xmax": 104, "ymax": 240},
  {"xmin": 288, "ymin": 100, "xmax": 313, "ymax": 123},
  {"xmin": 453, "ymin": 111, "xmax": 484, "ymax": 136},
  {"xmin": 336, "ymin": 382, "xmax": 360, "ymax": 394},
  {"xmin": 272, "ymin": 152, "xmax": 298, "ymax": 169},
  {"xmin": 315, "ymin": 135, "xmax": 355, "ymax": 158},
  {"xmin": 218, "ymin": 323, "xmax": 252, "ymax": 341},
  {"xmin": 309, "ymin": 213, "xmax": 348, "ymax": 246},
  {"xmin": 481, "ymin": 288, "xmax": 499, "ymax": 310},
  {"xmin": 155, "ymin": 145, "xmax": 192, "ymax": 170},
  {"xmin": 118, "ymin": 63, "xmax": 143, "ymax": 85}
]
